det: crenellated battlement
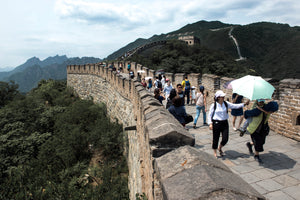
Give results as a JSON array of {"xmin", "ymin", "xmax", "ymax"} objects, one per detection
[{"xmin": 66, "ymin": 61, "xmax": 300, "ymax": 200}]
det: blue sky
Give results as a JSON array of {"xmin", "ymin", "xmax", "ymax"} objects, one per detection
[{"xmin": 0, "ymin": 0, "xmax": 299, "ymax": 69}]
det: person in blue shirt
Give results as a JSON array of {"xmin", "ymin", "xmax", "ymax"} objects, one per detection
[
  {"xmin": 148, "ymin": 79, "xmax": 153, "ymax": 92},
  {"xmin": 239, "ymin": 100, "xmax": 278, "ymax": 136},
  {"xmin": 239, "ymin": 100, "xmax": 278, "ymax": 163},
  {"xmin": 168, "ymin": 96, "xmax": 188, "ymax": 127}
]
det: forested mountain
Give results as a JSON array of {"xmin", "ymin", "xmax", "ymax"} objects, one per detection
[
  {"xmin": 107, "ymin": 20, "xmax": 300, "ymax": 80},
  {"xmin": 129, "ymin": 39, "xmax": 253, "ymax": 78},
  {"xmin": 0, "ymin": 56, "xmax": 101, "ymax": 93}
]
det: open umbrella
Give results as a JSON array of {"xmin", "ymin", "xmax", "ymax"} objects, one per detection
[
  {"xmin": 145, "ymin": 76, "xmax": 153, "ymax": 81},
  {"xmin": 137, "ymin": 70, "xmax": 145, "ymax": 73},
  {"xmin": 155, "ymin": 69, "xmax": 165, "ymax": 75},
  {"xmin": 231, "ymin": 75, "xmax": 275, "ymax": 100},
  {"xmin": 223, "ymin": 80, "xmax": 234, "ymax": 89}
]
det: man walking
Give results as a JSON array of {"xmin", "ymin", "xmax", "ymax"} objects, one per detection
[{"xmin": 181, "ymin": 76, "xmax": 191, "ymax": 105}]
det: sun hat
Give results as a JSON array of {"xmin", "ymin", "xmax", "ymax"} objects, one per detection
[
  {"xmin": 257, "ymin": 99, "xmax": 265, "ymax": 102},
  {"xmin": 215, "ymin": 90, "xmax": 226, "ymax": 98}
]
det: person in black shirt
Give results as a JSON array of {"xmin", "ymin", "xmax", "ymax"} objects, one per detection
[{"xmin": 176, "ymin": 84, "xmax": 185, "ymax": 106}]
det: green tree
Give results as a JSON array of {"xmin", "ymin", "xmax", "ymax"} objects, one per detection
[
  {"xmin": 0, "ymin": 80, "xmax": 22, "ymax": 108},
  {"xmin": 129, "ymin": 40, "xmax": 253, "ymax": 77},
  {"xmin": 0, "ymin": 79, "xmax": 129, "ymax": 200}
]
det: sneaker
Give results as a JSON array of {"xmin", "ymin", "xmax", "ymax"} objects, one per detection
[
  {"xmin": 233, "ymin": 127, "xmax": 237, "ymax": 131},
  {"xmin": 193, "ymin": 124, "xmax": 196, "ymax": 129},
  {"xmin": 203, "ymin": 123, "xmax": 208, "ymax": 126},
  {"xmin": 246, "ymin": 142, "xmax": 253, "ymax": 155},
  {"xmin": 254, "ymin": 155, "xmax": 263, "ymax": 163},
  {"xmin": 238, "ymin": 128, "xmax": 246, "ymax": 137}
]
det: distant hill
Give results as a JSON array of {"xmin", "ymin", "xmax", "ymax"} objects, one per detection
[
  {"xmin": 106, "ymin": 20, "xmax": 300, "ymax": 80},
  {"xmin": 0, "ymin": 66, "xmax": 15, "ymax": 72},
  {"xmin": 0, "ymin": 55, "xmax": 68, "ymax": 80},
  {"xmin": 1, "ymin": 55, "xmax": 101, "ymax": 92}
]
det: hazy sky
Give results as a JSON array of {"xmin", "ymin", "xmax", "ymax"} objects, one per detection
[{"xmin": 0, "ymin": 0, "xmax": 299, "ymax": 69}]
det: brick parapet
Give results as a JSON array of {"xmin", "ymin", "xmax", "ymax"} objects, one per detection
[
  {"xmin": 269, "ymin": 79, "xmax": 300, "ymax": 140},
  {"xmin": 67, "ymin": 63, "xmax": 196, "ymax": 200},
  {"xmin": 70, "ymin": 62, "xmax": 300, "ymax": 200},
  {"xmin": 67, "ymin": 64, "xmax": 300, "ymax": 142}
]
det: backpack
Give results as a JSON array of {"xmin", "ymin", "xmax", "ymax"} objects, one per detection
[
  {"xmin": 129, "ymin": 71, "xmax": 134, "ymax": 78},
  {"xmin": 185, "ymin": 80, "xmax": 191, "ymax": 90},
  {"xmin": 211, "ymin": 101, "xmax": 228, "ymax": 121},
  {"xmin": 157, "ymin": 80, "xmax": 162, "ymax": 88}
]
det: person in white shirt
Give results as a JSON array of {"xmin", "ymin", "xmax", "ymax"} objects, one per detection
[
  {"xmin": 161, "ymin": 75, "xmax": 166, "ymax": 89},
  {"xmin": 163, "ymin": 78, "xmax": 173, "ymax": 99},
  {"xmin": 208, "ymin": 90, "xmax": 249, "ymax": 158}
]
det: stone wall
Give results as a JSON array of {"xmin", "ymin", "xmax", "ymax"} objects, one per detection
[
  {"xmin": 67, "ymin": 63, "xmax": 266, "ymax": 200},
  {"xmin": 268, "ymin": 79, "xmax": 300, "ymax": 141}
]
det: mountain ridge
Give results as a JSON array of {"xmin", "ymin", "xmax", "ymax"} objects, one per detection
[
  {"xmin": 106, "ymin": 20, "xmax": 300, "ymax": 80},
  {"xmin": 0, "ymin": 55, "xmax": 101, "ymax": 92}
]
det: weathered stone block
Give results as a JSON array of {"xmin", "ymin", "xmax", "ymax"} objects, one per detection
[
  {"xmin": 154, "ymin": 146, "xmax": 264, "ymax": 200},
  {"xmin": 146, "ymin": 115, "xmax": 195, "ymax": 148}
]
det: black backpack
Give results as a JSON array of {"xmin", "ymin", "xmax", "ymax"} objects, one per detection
[{"xmin": 157, "ymin": 80, "xmax": 162, "ymax": 88}]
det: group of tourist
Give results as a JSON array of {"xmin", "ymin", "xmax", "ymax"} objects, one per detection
[
  {"xmin": 139, "ymin": 73, "xmax": 279, "ymax": 163},
  {"xmin": 108, "ymin": 64, "xmax": 279, "ymax": 164}
]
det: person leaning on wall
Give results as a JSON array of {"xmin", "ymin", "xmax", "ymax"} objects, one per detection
[
  {"xmin": 168, "ymin": 96, "xmax": 188, "ymax": 127},
  {"xmin": 207, "ymin": 90, "xmax": 249, "ymax": 158}
]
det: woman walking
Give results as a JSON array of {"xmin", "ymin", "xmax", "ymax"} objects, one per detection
[
  {"xmin": 193, "ymin": 86, "xmax": 207, "ymax": 128},
  {"xmin": 208, "ymin": 90, "xmax": 248, "ymax": 158},
  {"xmin": 148, "ymin": 78, "xmax": 153, "ymax": 92},
  {"xmin": 231, "ymin": 93, "xmax": 244, "ymax": 131}
]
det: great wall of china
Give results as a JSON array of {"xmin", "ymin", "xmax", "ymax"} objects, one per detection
[{"xmin": 67, "ymin": 61, "xmax": 300, "ymax": 200}]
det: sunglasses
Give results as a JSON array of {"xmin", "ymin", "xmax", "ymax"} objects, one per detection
[{"xmin": 178, "ymin": 87, "xmax": 182, "ymax": 88}]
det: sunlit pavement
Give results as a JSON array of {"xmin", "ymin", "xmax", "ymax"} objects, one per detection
[{"xmin": 183, "ymin": 103, "xmax": 300, "ymax": 200}]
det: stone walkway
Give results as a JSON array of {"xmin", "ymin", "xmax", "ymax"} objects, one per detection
[{"xmin": 184, "ymin": 104, "xmax": 300, "ymax": 200}]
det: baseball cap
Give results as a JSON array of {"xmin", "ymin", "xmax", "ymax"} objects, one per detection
[{"xmin": 215, "ymin": 90, "xmax": 226, "ymax": 98}]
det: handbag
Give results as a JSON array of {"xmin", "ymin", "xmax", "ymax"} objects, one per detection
[
  {"xmin": 184, "ymin": 114, "xmax": 193, "ymax": 124},
  {"xmin": 263, "ymin": 122, "xmax": 270, "ymax": 136}
]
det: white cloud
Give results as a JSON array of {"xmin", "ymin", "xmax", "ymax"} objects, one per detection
[
  {"xmin": 0, "ymin": 0, "xmax": 299, "ymax": 68},
  {"xmin": 54, "ymin": 0, "xmax": 150, "ymax": 27}
]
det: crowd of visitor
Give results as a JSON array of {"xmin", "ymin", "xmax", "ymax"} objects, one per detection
[
  {"xmin": 112, "ymin": 65, "xmax": 278, "ymax": 163},
  {"xmin": 147, "ymin": 75, "xmax": 277, "ymax": 163}
]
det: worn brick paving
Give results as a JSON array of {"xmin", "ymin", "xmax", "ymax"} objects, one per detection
[{"xmin": 183, "ymin": 104, "xmax": 300, "ymax": 200}]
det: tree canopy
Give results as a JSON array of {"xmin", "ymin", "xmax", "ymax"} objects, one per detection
[
  {"xmin": 129, "ymin": 40, "xmax": 255, "ymax": 78},
  {"xmin": 0, "ymin": 79, "xmax": 128, "ymax": 200}
]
